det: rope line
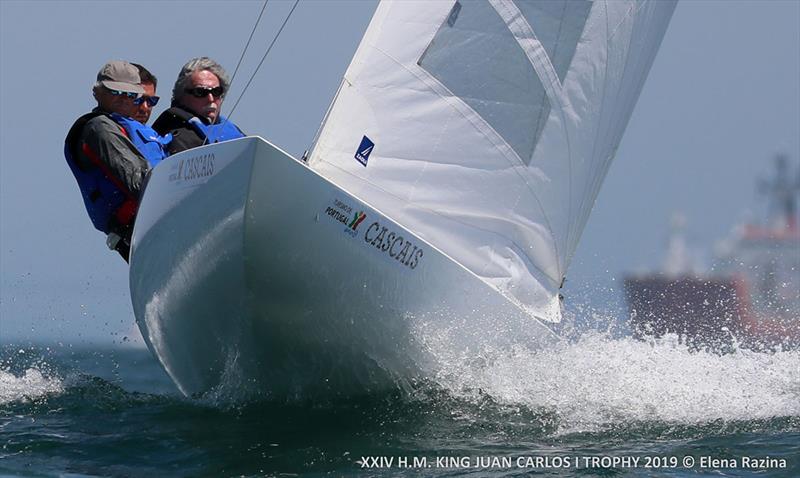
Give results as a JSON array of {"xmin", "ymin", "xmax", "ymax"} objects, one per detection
[
  {"xmin": 227, "ymin": 0, "xmax": 270, "ymax": 91},
  {"xmin": 224, "ymin": 0, "xmax": 300, "ymax": 123}
]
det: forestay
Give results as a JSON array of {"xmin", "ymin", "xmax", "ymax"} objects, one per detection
[{"xmin": 308, "ymin": 0, "xmax": 676, "ymax": 322}]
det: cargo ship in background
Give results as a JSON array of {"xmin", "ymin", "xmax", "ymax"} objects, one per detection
[{"xmin": 624, "ymin": 155, "xmax": 800, "ymax": 350}]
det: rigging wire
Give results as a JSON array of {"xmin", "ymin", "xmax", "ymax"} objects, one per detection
[
  {"xmin": 201, "ymin": 0, "xmax": 269, "ymax": 147},
  {"xmin": 223, "ymin": 0, "xmax": 300, "ymax": 123},
  {"xmin": 227, "ymin": 0, "xmax": 270, "ymax": 92}
]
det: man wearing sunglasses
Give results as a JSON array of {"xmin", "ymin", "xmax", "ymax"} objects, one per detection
[
  {"xmin": 132, "ymin": 63, "xmax": 159, "ymax": 124},
  {"xmin": 64, "ymin": 60, "xmax": 171, "ymax": 261},
  {"xmin": 104, "ymin": 63, "xmax": 172, "ymax": 170},
  {"xmin": 153, "ymin": 57, "xmax": 245, "ymax": 155}
]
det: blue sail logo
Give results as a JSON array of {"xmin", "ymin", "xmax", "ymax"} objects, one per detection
[{"xmin": 355, "ymin": 135, "xmax": 374, "ymax": 167}]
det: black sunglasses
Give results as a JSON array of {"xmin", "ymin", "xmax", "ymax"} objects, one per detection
[
  {"xmin": 185, "ymin": 86, "xmax": 224, "ymax": 99},
  {"xmin": 133, "ymin": 95, "xmax": 160, "ymax": 107},
  {"xmin": 107, "ymin": 88, "xmax": 139, "ymax": 99}
]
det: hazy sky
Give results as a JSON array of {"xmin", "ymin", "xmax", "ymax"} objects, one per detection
[{"xmin": 1, "ymin": 1, "xmax": 798, "ymax": 343}]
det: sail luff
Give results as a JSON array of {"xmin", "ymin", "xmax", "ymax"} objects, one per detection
[
  {"xmin": 568, "ymin": 0, "xmax": 676, "ymax": 268},
  {"xmin": 568, "ymin": 0, "xmax": 617, "ymax": 268}
]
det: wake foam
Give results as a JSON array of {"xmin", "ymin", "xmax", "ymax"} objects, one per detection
[
  {"xmin": 0, "ymin": 366, "xmax": 64, "ymax": 405},
  {"xmin": 421, "ymin": 328, "xmax": 800, "ymax": 434}
]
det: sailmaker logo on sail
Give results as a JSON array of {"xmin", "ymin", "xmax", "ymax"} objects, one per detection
[{"xmin": 355, "ymin": 135, "xmax": 374, "ymax": 167}]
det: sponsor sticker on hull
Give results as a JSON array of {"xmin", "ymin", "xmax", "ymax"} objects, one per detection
[
  {"xmin": 320, "ymin": 198, "xmax": 424, "ymax": 270},
  {"xmin": 323, "ymin": 198, "xmax": 368, "ymax": 238},
  {"xmin": 362, "ymin": 221, "xmax": 424, "ymax": 270}
]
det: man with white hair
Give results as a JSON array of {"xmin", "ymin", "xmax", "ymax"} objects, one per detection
[{"xmin": 153, "ymin": 57, "xmax": 245, "ymax": 155}]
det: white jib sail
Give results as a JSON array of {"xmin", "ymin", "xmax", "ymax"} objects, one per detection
[{"xmin": 308, "ymin": 0, "xmax": 676, "ymax": 322}]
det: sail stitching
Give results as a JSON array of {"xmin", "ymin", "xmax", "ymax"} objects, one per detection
[
  {"xmin": 607, "ymin": 0, "xmax": 640, "ymax": 41},
  {"xmin": 489, "ymin": 0, "xmax": 563, "ymax": 92}
]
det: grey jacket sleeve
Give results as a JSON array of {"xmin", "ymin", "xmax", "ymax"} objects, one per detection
[{"xmin": 80, "ymin": 116, "xmax": 150, "ymax": 196}]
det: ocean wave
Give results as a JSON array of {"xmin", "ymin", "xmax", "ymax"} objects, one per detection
[
  {"xmin": 422, "ymin": 327, "xmax": 800, "ymax": 434},
  {"xmin": 0, "ymin": 366, "xmax": 64, "ymax": 405}
]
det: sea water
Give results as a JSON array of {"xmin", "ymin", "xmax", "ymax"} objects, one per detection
[{"xmin": 1, "ymin": 322, "xmax": 799, "ymax": 477}]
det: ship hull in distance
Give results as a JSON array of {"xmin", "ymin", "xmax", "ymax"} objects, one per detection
[{"xmin": 624, "ymin": 275, "xmax": 799, "ymax": 350}]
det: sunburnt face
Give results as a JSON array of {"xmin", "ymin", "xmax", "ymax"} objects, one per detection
[
  {"xmin": 99, "ymin": 87, "xmax": 139, "ymax": 119},
  {"xmin": 180, "ymin": 70, "xmax": 223, "ymax": 122}
]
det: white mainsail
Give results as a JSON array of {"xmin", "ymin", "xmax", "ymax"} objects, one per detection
[{"xmin": 309, "ymin": 0, "xmax": 676, "ymax": 322}]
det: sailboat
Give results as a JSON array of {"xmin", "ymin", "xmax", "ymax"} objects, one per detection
[{"xmin": 129, "ymin": 0, "xmax": 676, "ymax": 398}]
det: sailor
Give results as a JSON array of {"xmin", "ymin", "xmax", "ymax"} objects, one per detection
[
  {"xmin": 153, "ymin": 57, "xmax": 245, "ymax": 155},
  {"xmin": 64, "ymin": 60, "xmax": 171, "ymax": 262},
  {"xmin": 131, "ymin": 63, "xmax": 159, "ymax": 124},
  {"xmin": 119, "ymin": 63, "xmax": 172, "ymax": 169}
]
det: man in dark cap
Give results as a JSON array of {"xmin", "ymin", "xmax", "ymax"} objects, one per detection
[{"xmin": 64, "ymin": 60, "xmax": 170, "ymax": 261}]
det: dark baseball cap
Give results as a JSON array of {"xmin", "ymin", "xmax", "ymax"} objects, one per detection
[{"xmin": 97, "ymin": 60, "xmax": 145, "ymax": 95}]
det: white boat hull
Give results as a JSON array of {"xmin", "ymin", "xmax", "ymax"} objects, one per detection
[{"xmin": 129, "ymin": 137, "xmax": 556, "ymax": 398}]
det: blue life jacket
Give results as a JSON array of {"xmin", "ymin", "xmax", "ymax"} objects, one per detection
[
  {"xmin": 187, "ymin": 115, "xmax": 245, "ymax": 144},
  {"xmin": 64, "ymin": 112, "xmax": 138, "ymax": 235},
  {"xmin": 110, "ymin": 113, "xmax": 172, "ymax": 168}
]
